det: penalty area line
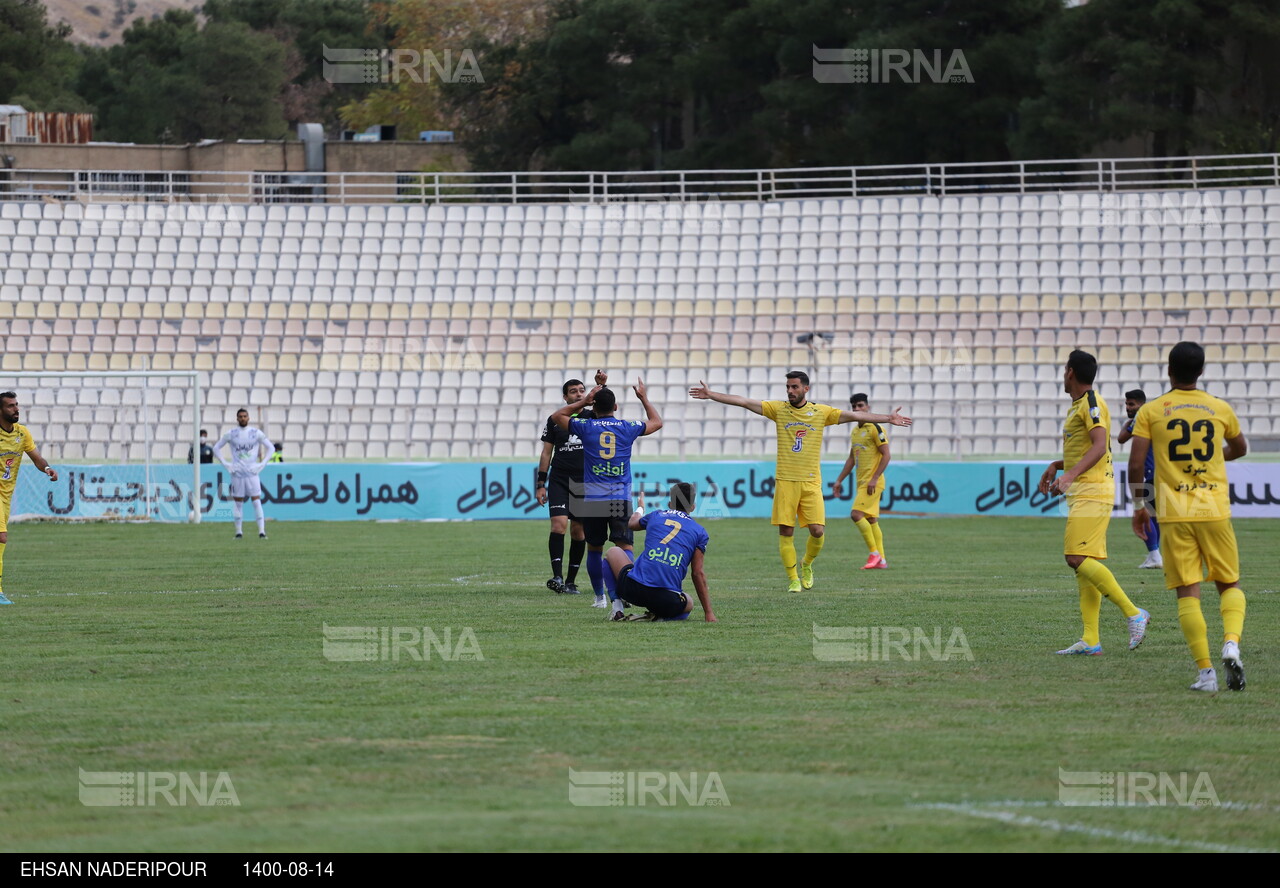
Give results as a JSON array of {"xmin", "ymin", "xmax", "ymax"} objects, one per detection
[{"xmin": 911, "ymin": 802, "xmax": 1276, "ymax": 854}]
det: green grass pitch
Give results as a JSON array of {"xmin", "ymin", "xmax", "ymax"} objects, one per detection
[{"xmin": 1, "ymin": 516, "xmax": 1277, "ymax": 852}]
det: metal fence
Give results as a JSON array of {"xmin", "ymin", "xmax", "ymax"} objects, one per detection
[{"xmin": 2, "ymin": 153, "xmax": 1279, "ymax": 205}]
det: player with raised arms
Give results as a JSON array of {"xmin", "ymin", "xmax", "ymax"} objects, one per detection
[
  {"xmin": 604, "ymin": 483, "xmax": 716, "ymax": 623},
  {"xmin": 213, "ymin": 408, "xmax": 275, "ymax": 540},
  {"xmin": 551, "ymin": 379, "xmax": 661, "ymax": 619},
  {"xmin": 690, "ymin": 372, "xmax": 911, "ymax": 593}
]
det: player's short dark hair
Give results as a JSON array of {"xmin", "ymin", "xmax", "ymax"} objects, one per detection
[
  {"xmin": 1066, "ymin": 349, "xmax": 1098, "ymax": 385},
  {"xmin": 1124, "ymin": 389, "xmax": 1147, "ymax": 403},
  {"xmin": 786, "ymin": 370, "xmax": 810, "ymax": 387},
  {"xmin": 669, "ymin": 482, "xmax": 696, "ymax": 513},
  {"xmin": 850, "ymin": 392, "xmax": 868, "ymax": 406},
  {"xmin": 562, "ymin": 378, "xmax": 585, "ymax": 398},
  {"xmin": 199, "ymin": 429, "xmax": 207, "ymax": 435},
  {"xmin": 1169, "ymin": 341, "xmax": 1205, "ymax": 385},
  {"xmin": 236, "ymin": 407, "xmax": 249, "ymax": 415},
  {"xmin": 0, "ymin": 391, "xmax": 15, "ymax": 405},
  {"xmin": 594, "ymin": 387, "xmax": 617, "ymax": 414}
]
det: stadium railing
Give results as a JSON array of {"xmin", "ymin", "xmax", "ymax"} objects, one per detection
[{"xmin": 3, "ymin": 153, "xmax": 1280, "ymax": 204}]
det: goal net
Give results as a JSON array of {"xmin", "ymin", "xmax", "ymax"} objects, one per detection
[{"xmin": 7, "ymin": 371, "xmax": 204, "ymax": 524}]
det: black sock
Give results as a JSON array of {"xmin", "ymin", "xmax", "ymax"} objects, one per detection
[
  {"xmin": 549, "ymin": 531, "xmax": 565, "ymax": 579},
  {"xmin": 566, "ymin": 537, "xmax": 586, "ymax": 584}
]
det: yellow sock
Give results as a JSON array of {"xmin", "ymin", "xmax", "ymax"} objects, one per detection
[
  {"xmin": 1076, "ymin": 573, "xmax": 1102, "ymax": 647},
  {"xmin": 853, "ymin": 517, "xmax": 878, "ymax": 555},
  {"xmin": 1220, "ymin": 587, "xmax": 1246, "ymax": 644},
  {"xmin": 1178, "ymin": 597, "xmax": 1212, "ymax": 669},
  {"xmin": 779, "ymin": 536, "xmax": 798, "ymax": 581},
  {"xmin": 871, "ymin": 522, "xmax": 885, "ymax": 560},
  {"xmin": 803, "ymin": 533, "xmax": 825, "ymax": 566},
  {"xmin": 0, "ymin": 540, "xmax": 5, "ymax": 593},
  {"xmin": 1075, "ymin": 558, "xmax": 1139, "ymax": 618}
]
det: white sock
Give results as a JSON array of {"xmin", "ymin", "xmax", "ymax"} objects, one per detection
[
  {"xmin": 611, "ymin": 599, "xmax": 624, "ymax": 614},
  {"xmin": 253, "ymin": 499, "xmax": 265, "ymax": 534},
  {"xmin": 233, "ymin": 501, "xmax": 243, "ymax": 534}
]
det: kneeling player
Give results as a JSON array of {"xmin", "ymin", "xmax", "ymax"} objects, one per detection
[{"xmin": 604, "ymin": 483, "xmax": 717, "ymax": 623}]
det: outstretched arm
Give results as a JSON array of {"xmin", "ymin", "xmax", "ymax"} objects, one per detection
[
  {"xmin": 634, "ymin": 379, "xmax": 663, "ymax": 435},
  {"xmin": 838, "ymin": 407, "xmax": 912, "ymax": 427},
  {"xmin": 689, "ymin": 381, "xmax": 764, "ymax": 416},
  {"xmin": 691, "ymin": 548, "xmax": 715, "ymax": 622},
  {"xmin": 552, "ymin": 385, "xmax": 601, "ymax": 430},
  {"xmin": 26, "ymin": 447, "xmax": 58, "ymax": 483}
]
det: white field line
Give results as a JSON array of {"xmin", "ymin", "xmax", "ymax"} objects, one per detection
[{"xmin": 912, "ymin": 802, "xmax": 1277, "ymax": 853}]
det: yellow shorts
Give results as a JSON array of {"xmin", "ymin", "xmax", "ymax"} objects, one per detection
[
  {"xmin": 1064, "ymin": 497, "xmax": 1110, "ymax": 559},
  {"xmin": 852, "ymin": 477, "xmax": 885, "ymax": 518},
  {"xmin": 773, "ymin": 480, "xmax": 826, "ymax": 527},
  {"xmin": 1160, "ymin": 520, "xmax": 1240, "ymax": 590}
]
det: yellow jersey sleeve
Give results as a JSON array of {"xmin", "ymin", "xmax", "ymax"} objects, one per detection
[
  {"xmin": 21, "ymin": 423, "xmax": 36, "ymax": 453},
  {"xmin": 761, "ymin": 401, "xmax": 780, "ymax": 422},
  {"xmin": 821, "ymin": 404, "xmax": 842, "ymax": 426}
]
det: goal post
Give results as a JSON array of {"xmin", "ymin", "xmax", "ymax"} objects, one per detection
[{"xmin": 7, "ymin": 370, "xmax": 204, "ymax": 524}]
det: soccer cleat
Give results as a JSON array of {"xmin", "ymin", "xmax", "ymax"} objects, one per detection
[
  {"xmin": 1138, "ymin": 550, "xmax": 1163, "ymax": 569},
  {"xmin": 801, "ymin": 562, "xmax": 815, "ymax": 590},
  {"xmin": 546, "ymin": 577, "xmax": 566, "ymax": 594},
  {"xmin": 609, "ymin": 608, "xmax": 628, "ymax": 622},
  {"xmin": 623, "ymin": 612, "xmax": 658, "ymax": 622},
  {"xmin": 787, "ymin": 579, "xmax": 802, "ymax": 593},
  {"xmin": 861, "ymin": 553, "xmax": 882, "ymax": 570},
  {"xmin": 871, "ymin": 555, "xmax": 888, "ymax": 569},
  {"xmin": 1127, "ymin": 608, "xmax": 1151, "ymax": 650},
  {"xmin": 1190, "ymin": 667, "xmax": 1219, "ymax": 693},
  {"xmin": 563, "ymin": 583, "xmax": 580, "ymax": 595},
  {"xmin": 259, "ymin": 532, "xmax": 268, "ymax": 540},
  {"xmin": 0, "ymin": 591, "xmax": 12, "ymax": 605},
  {"xmin": 1222, "ymin": 642, "xmax": 1246, "ymax": 691},
  {"xmin": 1056, "ymin": 639, "xmax": 1103, "ymax": 655},
  {"xmin": 234, "ymin": 533, "xmax": 243, "ymax": 539},
  {"xmin": 591, "ymin": 594, "xmax": 608, "ymax": 608}
]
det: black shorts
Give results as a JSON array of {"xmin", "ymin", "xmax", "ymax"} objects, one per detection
[
  {"xmin": 546, "ymin": 474, "xmax": 586, "ymax": 520},
  {"xmin": 617, "ymin": 565, "xmax": 688, "ymax": 618},
  {"xmin": 580, "ymin": 499, "xmax": 634, "ymax": 547}
]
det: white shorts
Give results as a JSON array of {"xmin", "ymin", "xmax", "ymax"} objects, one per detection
[{"xmin": 230, "ymin": 474, "xmax": 263, "ymax": 499}]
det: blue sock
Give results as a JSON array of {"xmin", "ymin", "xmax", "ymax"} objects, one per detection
[
  {"xmin": 659, "ymin": 612, "xmax": 690, "ymax": 622},
  {"xmin": 1147, "ymin": 516, "xmax": 1160, "ymax": 552},
  {"xmin": 586, "ymin": 550, "xmax": 604, "ymax": 595},
  {"xmin": 603, "ymin": 563, "xmax": 618, "ymax": 601}
]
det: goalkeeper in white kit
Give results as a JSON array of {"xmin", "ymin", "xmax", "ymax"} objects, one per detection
[{"xmin": 214, "ymin": 408, "xmax": 275, "ymax": 539}]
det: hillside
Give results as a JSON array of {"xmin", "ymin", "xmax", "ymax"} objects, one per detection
[{"xmin": 43, "ymin": 0, "xmax": 201, "ymax": 47}]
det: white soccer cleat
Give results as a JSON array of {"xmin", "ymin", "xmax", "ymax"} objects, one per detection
[
  {"xmin": 1189, "ymin": 667, "xmax": 1219, "ymax": 693},
  {"xmin": 1222, "ymin": 641, "xmax": 1246, "ymax": 691},
  {"xmin": 1138, "ymin": 550, "xmax": 1163, "ymax": 569},
  {"xmin": 1127, "ymin": 608, "xmax": 1150, "ymax": 651}
]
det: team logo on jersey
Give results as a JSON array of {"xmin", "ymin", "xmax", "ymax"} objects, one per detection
[
  {"xmin": 1088, "ymin": 406, "xmax": 1101, "ymax": 421},
  {"xmin": 792, "ymin": 430, "xmax": 808, "ymax": 452}
]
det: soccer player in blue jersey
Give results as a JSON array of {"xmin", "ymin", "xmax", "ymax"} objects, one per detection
[
  {"xmin": 551, "ymin": 379, "xmax": 662, "ymax": 610},
  {"xmin": 604, "ymin": 484, "xmax": 716, "ymax": 623},
  {"xmin": 1118, "ymin": 388, "xmax": 1162, "ymax": 569}
]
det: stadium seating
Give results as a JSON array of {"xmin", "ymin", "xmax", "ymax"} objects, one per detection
[{"xmin": 2, "ymin": 188, "xmax": 1279, "ymax": 462}]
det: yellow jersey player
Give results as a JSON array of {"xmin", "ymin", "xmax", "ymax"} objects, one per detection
[
  {"xmin": 1037, "ymin": 350, "xmax": 1149, "ymax": 655},
  {"xmin": 691, "ymin": 371, "xmax": 911, "ymax": 593},
  {"xmin": 831, "ymin": 392, "xmax": 891, "ymax": 569},
  {"xmin": 0, "ymin": 391, "xmax": 60, "ymax": 605},
  {"xmin": 1128, "ymin": 342, "xmax": 1249, "ymax": 693}
]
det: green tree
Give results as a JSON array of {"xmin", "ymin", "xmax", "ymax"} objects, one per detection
[
  {"xmin": 1016, "ymin": 0, "xmax": 1280, "ymax": 158},
  {"xmin": 0, "ymin": 0, "xmax": 89, "ymax": 109}
]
